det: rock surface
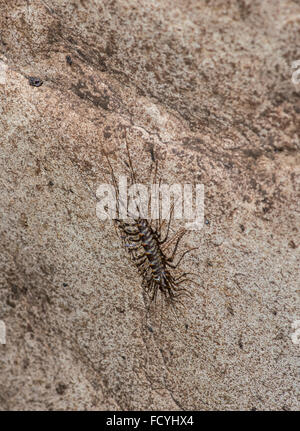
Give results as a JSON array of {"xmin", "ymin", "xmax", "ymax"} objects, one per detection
[{"xmin": 0, "ymin": 0, "xmax": 299, "ymax": 410}]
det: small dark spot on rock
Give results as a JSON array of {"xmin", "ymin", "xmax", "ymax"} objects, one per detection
[
  {"xmin": 288, "ymin": 240, "xmax": 296, "ymax": 249},
  {"xmin": 147, "ymin": 326, "xmax": 153, "ymax": 333},
  {"xmin": 205, "ymin": 219, "xmax": 210, "ymax": 225},
  {"xmin": 20, "ymin": 213, "xmax": 28, "ymax": 228},
  {"xmin": 48, "ymin": 180, "xmax": 54, "ymax": 187},
  {"xmin": 250, "ymin": 179, "xmax": 257, "ymax": 190},
  {"xmin": 150, "ymin": 148, "xmax": 155, "ymax": 162},
  {"xmin": 66, "ymin": 55, "xmax": 72, "ymax": 65},
  {"xmin": 240, "ymin": 224, "xmax": 245, "ymax": 232},
  {"xmin": 23, "ymin": 358, "xmax": 29, "ymax": 369},
  {"xmin": 244, "ymin": 149, "xmax": 262, "ymax": 160},
  {"xmin": 6, "ymin": 298, "xmax": 16, "ymax": 308},
  {"xmin": 92, "ymin": 380, "xmax": 100, "ymax": 391},
  {"xmin": 294, "ymin": 104, "xmax": 300, "ymax": 114},
  {"xmin": 251, "ymin": 407, "xmax": 257, "ymax": 411},
  {"xmin": 11, "ymin": 284, "xmax": 19, "ymax": 295},
  {"xmin": 274, "ymin": 146, "xmax": 283, "ymax": 153},
  {"xmin": 44, "ymin": 294, "xmax": 51, "ymax": 305},
  {"xmin": 56, "ymin": 383, "xmax": 67, "ymax": 395},
  {"xmin": 62, "ymin": 283, "xmax": 68, "ymax": 287},
  {"xmin": 28, "ymin": 77, "xmax": 43, "ymax": 87},
  {"xmin": 227, "ymin": 305, "xmax": 234, "ymax": 316},
  {"xmin": 103, "ymin": 131, "xmax": 111, "ymax": 139},
  {"xmin": 272, "ymin": 310, "xmax": 277, "ymax": 316},
  {"xmin": 11, "ymin": 284, "xmax": 21, "ymax": 300}
]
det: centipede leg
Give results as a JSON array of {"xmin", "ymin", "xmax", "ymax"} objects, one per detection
[
  {"xmin": 174, "ymin": 272, "xmax": 199, "ymax": 281},
  {"xmin": 164, "ymin": 230, "xmax": 187, "ymax": 264},
  {"xmin": 166, "ymin": 247, "xmax": 198, "ymax": 269},
  {"xmin": 173, "ymin": 277, "xmax": 202, "ymax": 291},
  {"xmin": 158, "ymin": 201, "xmax": 176, "ymax": 244}
]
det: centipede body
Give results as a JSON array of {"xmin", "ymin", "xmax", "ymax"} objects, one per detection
[
  {"xmin": 115, "ymin": 218, "xmax": 190, "ymax": 304},
  {"xmin": 105, "ymin": 129, "xmax": 198, "ymax": 308}
]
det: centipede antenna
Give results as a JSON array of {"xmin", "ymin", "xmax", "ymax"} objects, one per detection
[
  {"xmin": 158, "ymin": 190, "xmax": 184, "ymax": 245},
  {"xmin": 103, "ymin": 150, "xmax": 122, "ymax": 219},
  {"xmin": 148, "ymin": 158, "xmax": 158, "ymax": 225},
  {"xmin": 155, "ymin": 176, "xmax": 162, "ymax": 236},
  {"xmin": 124, "ymin": 127, "xmax": 138, "ymax": 186}
]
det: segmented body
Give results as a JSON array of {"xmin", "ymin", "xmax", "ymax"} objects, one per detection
[
  {"xmin": 105, "ymin": 127, "xmax": 196, "ymax": 307},
  {"xmin": 115, "ymin": 217, "xmax": 187, "ymax": 304}
]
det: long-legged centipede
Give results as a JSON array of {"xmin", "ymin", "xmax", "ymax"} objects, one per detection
[{"xmin": 103, "ymin": 128, "xmax": 199, "ymax": 313}]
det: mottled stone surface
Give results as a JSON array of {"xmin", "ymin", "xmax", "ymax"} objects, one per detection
[{"xmin": 0, "ymin": 0, "xmax": 299, "ymax": 410}]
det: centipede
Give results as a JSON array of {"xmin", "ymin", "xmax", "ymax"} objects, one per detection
[{"xmin": 103, "ymin": 128, "xmax": 200, "ymax": 317}]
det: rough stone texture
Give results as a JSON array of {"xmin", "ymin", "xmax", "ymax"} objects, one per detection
[{"xmin": 0, "ymin": 0, "xmax": 299, "ymax": 411}]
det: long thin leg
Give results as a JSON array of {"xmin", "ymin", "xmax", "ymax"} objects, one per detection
[
  {"xmin": 164, "ymin": 230, "xmax": 186, "ymax": 263},
  {"xmin": 151, "ymin": 283, "xmax": 158, "ymax": 302},
  {"xmin": 168, "ymin": 298, "xmax": 185, "ymax": 325},
  {"xmin": 103, "ymin": 151, "xmax": 121, "ymax": 219},
  {"xmin": 158, "ymin": 291, "xmax": 165, "ymax": 334},
  {"xmin": 162, "ymin": 227, "xmax": 185, "ymax": 251},
  {"xmin": 159, "ymin": 201, "xmax": 176, "ymax": 244},
  {"xmin": 172, "ymin": 277, "xmax": 202, "ymax": 289},
  {"xmin": 158, "ymin": 190, "xmax": 184, "ymax": 244},
  {"xmin": 174, "ymin": 272, "xmax": 199, "ymax": 281},
  {"xmin": 166, "ymin": 247, "xmax": 198, "ymax": 269}
]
